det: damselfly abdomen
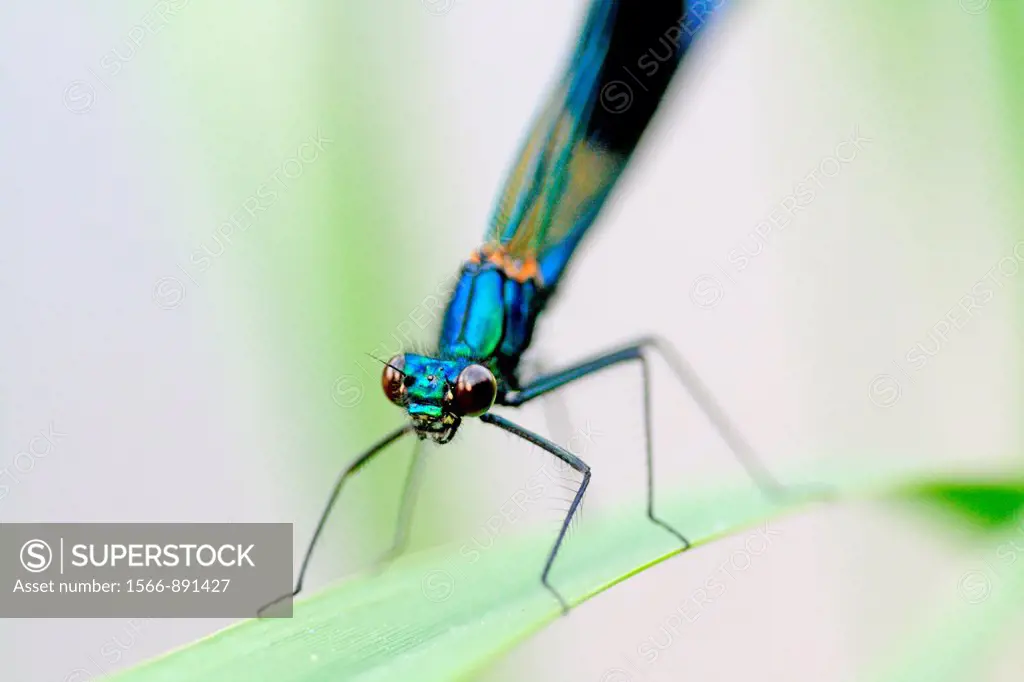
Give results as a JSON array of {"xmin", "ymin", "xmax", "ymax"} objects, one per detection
[{"xmin": 261, "ymin": 0, "xmax": 785, "ymax": 617}]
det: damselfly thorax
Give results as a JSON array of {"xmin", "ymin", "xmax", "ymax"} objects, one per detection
[{"xmin": 260, "ymin": 0, "xmax": 788, "ymax": 618}]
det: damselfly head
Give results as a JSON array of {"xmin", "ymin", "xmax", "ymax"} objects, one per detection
[{"xmin": 381, "ymin": 353, "xmax": 497, "ymax": 443}]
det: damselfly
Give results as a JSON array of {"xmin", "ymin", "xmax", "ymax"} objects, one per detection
[{"xmin": 262, "ymin": 0, "xmax": 784, "ymax": 616}]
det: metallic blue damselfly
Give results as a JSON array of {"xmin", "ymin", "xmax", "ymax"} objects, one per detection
[{"xmin": 261, "ymin": 0, "xmax": 784, "ymax": 617}]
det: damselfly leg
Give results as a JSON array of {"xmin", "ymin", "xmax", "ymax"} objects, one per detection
[
  {"xmin": 257, "ymin": 424, "xmax": 413, "ymax": 618},
  {"xmin": 525, "ymin": 356, "xmax": 585, "ymax": 529},
  {"xmin": 501, "ymin": 335, "xmax": 791, "ymax": 558},
  {"xmin": 480, "ymin": 412, "xmax": 590, "ymax": 614},
  {"xmin": 372, "ymin": 439, "xmax": 426, "ymax": 570},
  {"xmin": 374, "ymin": 369, "xmax": 579, "ymax": 571}
]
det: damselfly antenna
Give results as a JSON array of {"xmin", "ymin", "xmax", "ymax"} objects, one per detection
[{"xmin": 366, "ymin": 352, "xmax": 408, "ymax": 378}]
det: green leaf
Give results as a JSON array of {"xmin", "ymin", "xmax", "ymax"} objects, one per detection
[
  {"xmin": 104, "ymin": 474, "xmax": 1024, "ymax": 682},
  {"xmin": 898, "ymin": 480, "xmax": 1024, "ymax": 531}
]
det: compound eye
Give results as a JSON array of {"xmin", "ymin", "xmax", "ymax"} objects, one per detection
[
  {"xmin": 452, "ymin": 364, "xmax": 497, "ymax": 417},
  {"xmin": 381, "ymin": 354, "xmax": 408, "ymax": 405}
]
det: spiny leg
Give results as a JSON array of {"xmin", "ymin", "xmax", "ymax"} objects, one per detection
[
  {"xmin": 481, "ymin": 412, "xmax": 590, "ymax": 615},
  {"xmin": 257, "ymin": 424, "xmax": 413, "ymax": 617},
  {"xmin": 508, "ymin": 346, "xmax": 688, "ymax": 547},
  {"xmin": 525, "ymin": 355, "xmax": 582, "ymax": 526},
  {"xmin": 500, "ymin": 336, "xmax": 792, "ymax": 553},
  {"xmin": 638, "ymin": 349, "xmax": 689, "ymax": 547},
  {"xmin": 636, "ymin": 336, "xmax": 788, "ymax": 499},
  {"xmin": 373, "ymin": 438, "xmax": 426, "ymax": 569},
  {"xmin": 640, "ymin": 336, "xmax": 836, "ymax": 501}
]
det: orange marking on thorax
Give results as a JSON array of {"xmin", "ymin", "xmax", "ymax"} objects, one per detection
[{"xmin": 469, "ymin": 245, "xmax": 544, "ymax": 286}]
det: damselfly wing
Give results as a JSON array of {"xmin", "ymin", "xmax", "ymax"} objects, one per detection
[{"xmin": 261, "ymin": 0, "xmax": 785, "ymax": 617}]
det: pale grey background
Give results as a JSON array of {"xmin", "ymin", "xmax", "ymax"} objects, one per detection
[{"xmin": 2, "ymin": 1, "xmax": 1021, "ymax": 681}]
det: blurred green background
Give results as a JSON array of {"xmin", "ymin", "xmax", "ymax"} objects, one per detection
[{"xmin": 2, "ymin": 0, "xmax": 1022, "ymax": 680}]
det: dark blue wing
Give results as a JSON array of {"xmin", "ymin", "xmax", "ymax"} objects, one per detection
[{"xmin": 484, "ymin": 0, "xmax": 722, "ymax": 289}]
